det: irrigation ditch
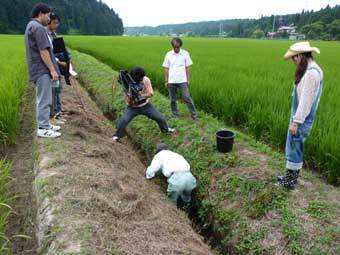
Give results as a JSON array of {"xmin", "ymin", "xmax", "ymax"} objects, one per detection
[
  {"xmin": 4, "ymin": 48, "xmax": 339, "ymax": 254},
  {"xmin": 73, "ymin": 50, "xmax": 284, "ymax": 254},
  {"xmin": 78, "ymin": 66, "xmax": 244, "ymax": 254},
  {"xmin": 72, "ymin": 49, "xmax": 340, "ymax": 255},
  {"xmin": 31, "ymin": 77, "xmax": 212, "ymax": 253}
]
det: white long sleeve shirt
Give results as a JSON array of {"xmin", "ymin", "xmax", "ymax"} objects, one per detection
[
  {"xmin": 293, "ymin": 61, "xmax": 323, "ymax": 124},
  {"xmin": 146, "ymin": 150, "xmax": 191, "ymax": 179}
]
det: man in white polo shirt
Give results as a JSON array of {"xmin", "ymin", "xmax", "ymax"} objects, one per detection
[{"xmin": 162, "ymin": 37, "xmax": 198, "ymax": 120}]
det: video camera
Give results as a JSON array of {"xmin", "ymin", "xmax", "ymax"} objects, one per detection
[
  {"xmin": 52, "ymin": 37, "xmax": 71, "ymax": 85},
  {"xmin": 118, "ymin": 70, "xmax": 147, "ymax": 105}
]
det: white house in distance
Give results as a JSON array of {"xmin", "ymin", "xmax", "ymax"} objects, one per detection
[
  {"xmin": 278, "ymin": 25, "xmax": 297, "ymax": 34},
  {"xmin": 268, "ymin": 25, "xmax": 305, "ymax": 40}
]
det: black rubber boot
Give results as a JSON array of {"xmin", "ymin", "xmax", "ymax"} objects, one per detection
[
  {"xmin": 176, "ymin": 197, "xmax": 192, "ymax": 214},
  {"xmin": 276, "ymin": 169, "xmax": 300, "ymax": 190},
  {"xmin": 277, "ymin": 169, "xmax": 300, "ymax": 184}
]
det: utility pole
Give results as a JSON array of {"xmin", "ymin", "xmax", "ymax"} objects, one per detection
[
  {"xmin": 303, "ymin": 0, "xmax": 309, "ymax": 12},
  {"xmin": 272, "ymin": 15, "xmax": 276, "ymax": 32},
  {"xmin": 279, "ymin": 16, "xmax": 284, "ymax": 26},
  {"xmin": 219, "ymin": 23, "xmax": 223, "ymax": 37}
]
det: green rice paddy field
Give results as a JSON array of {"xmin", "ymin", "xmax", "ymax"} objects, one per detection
[
  {"xmin": 0, "ymin": 35, "xmax": 27, "ymax": 145},
  {"xmin": 65, "ymin": 36, "xmax": 340, "ymax": 183},
  {"xmin": 0, "ymin": 35, "xmax": 26, "ymax": 254},
  {"xmin": 0, "ymin": 34, "xmax": 340, "ymax": 254}
]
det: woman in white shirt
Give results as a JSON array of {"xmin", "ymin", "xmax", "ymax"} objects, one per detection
[{"xmin": 277, "ymin": 42, "xmax": 323, "ymax": 190}]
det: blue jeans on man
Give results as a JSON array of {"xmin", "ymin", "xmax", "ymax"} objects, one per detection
[
  {"xmin": 168, "ymin": 83, "xmax": 198, "ymax": 119},
  {"xmin": 51, "ymin": 84, "xmax": 62, "ymax": 117},
  {"xmin": 54, "ymin": 84, "xmax": 62, "ymax": 113}
]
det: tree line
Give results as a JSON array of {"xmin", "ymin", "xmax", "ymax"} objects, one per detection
[
  {"xmin": 125, "ymin": 4, "xmax": 340, "ymax": 40},
  {"xmin": 0, "ymin": 0, "xmax": 123, "ymax": 35}
]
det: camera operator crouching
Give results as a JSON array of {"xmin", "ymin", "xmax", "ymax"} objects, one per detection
[{"xmin": 112, "ymin": 67, "xmax": 175, "ymax": 142}]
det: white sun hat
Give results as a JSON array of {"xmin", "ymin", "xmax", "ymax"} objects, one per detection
[{"xmin": 284, "ymin": 41, "xmax": 320, "ymax": 60}]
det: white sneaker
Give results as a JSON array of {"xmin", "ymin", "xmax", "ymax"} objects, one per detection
[
  {"xmin": 112, "ymin": 135, "xmax": 120, "ymax": 142},
  {"xmin": 168, "ymin": 128, "xmax": 176, "ymax": 133},
  {"xmin": 69, "ymin": 64, "xmax": 78, "ymax": 77},
  {"xmin": 69, "ymin": 69, "xmax": 78, "ymax": 77},
  {"xmin": 37, "ymin": 129, "xmax": 61, "ymax": 138},
  {"xmin": 49, "ymin": 124, "xmax": 61, "ymax": 131}
]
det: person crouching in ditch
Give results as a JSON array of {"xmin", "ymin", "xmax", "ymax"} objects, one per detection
[
  {"xmin": 146, "ymin": 143, "xmax": 197, "ymax": 212},
  {"xmin": 112, "ymin": 67, "xmax": 175, "ymax": 142},
  {"xmin": 277, "ymin": 42, "xmax": 323, "ymax": 190}
]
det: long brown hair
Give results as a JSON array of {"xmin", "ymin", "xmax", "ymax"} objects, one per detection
[{"xmin": 295, "ymin": 52, "xmax": 313, "ymax": 85}]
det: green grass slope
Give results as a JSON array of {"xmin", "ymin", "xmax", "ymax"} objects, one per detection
[
  {"xmin": 72, "ymin": 50, "xmax": 340, "ymax": 255},
  {"xmin": 65, "ymin": 36, "xmax": 340, "ymax": 183}
]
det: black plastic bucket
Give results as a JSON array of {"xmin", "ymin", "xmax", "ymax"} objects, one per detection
[{"xmin": 215, "ymin": 130, "xmax": 235, "ymax": 153}]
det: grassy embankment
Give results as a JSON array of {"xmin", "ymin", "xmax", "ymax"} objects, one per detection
[
  {"xmin": 72, "ymin": 50, "xmax": 340, "ymax": 255},
  {"xmin": 65, "ymin": 36, "xmax": 340, "ymax": 184}
]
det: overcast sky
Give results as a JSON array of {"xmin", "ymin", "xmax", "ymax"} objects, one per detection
[{"xmin": 102, "ymin": 0, "xmax": 339, "ymax": 27}]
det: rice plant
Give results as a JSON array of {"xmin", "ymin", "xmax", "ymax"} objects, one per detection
[
  {"xmin": 0, "ymin": 35, "xmax": 27, "ymax": 145},
  {"xmin": 65, "ymin": 36, "xmax": 340, "ymax": 183},
  {"xmin": 0, "ymin": 159, "xmax": 12, "ymax": 254},
  {"xmin": 0, "ymin": 34, "xmax": 27, "ymax": 254}
]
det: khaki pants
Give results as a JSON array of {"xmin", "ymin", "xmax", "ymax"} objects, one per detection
[{"xmin": 167, "ymin": 171, "xmax": 197, "ymax": 204}]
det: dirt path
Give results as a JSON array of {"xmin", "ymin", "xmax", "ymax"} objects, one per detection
[
  {"xmin": 31, "ymin": 79, "xmax": 213, "ymax": 254},
  {"xmin": 6, "ymin": 85, "xmax": 38, "ymax": 254}
]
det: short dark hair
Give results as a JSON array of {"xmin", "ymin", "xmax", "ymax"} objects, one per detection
[
  {"xmin": 171, "ymin": 37, "xmax": 183, "ymax": 47},
  {"xmin": 156, "ymin": 143, "xmax": 169, "ymax": 154},
  {"xmin": 31, "ymin": 3, "xmax": 52, "ymax": 18},
  {"xmin": 130, "ymin": 67, "xmax": 145, "ymax": 83},
  {"xmin": 49, "ymin": 13, "xmax": 60, "ymax": 24}
]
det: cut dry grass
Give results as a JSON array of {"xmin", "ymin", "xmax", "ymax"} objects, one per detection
[{"xmin": 33, "ymin": 77, "xmax": 212, "ymax": 254}]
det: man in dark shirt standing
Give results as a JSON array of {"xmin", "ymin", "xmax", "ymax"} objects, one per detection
[
  {"xmin": 24, "ymin": 3, "xmax": 61, "ymax": 138},
  {"xmin": 46, "ymin": 13, "xmax": 66, "ymax": 121}
]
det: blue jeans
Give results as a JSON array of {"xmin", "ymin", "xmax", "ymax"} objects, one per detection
[
  {"xmin": 54, "ymin": 84, "xmax": 62, "ymax": 113},
  {"xmin": 168, "ymin": 83, "xmax": 197, "ymax": 118},
  {"xmin": 285, "ymin": 121, "xmax": 312, "ymax": 170},
  {"xmin": 114, "ymin": 103, "xmax": 169, "ymax": 138},
  {"xmin": 51, "ymin": 84, "xmax": 62, "ymax": 117}
]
